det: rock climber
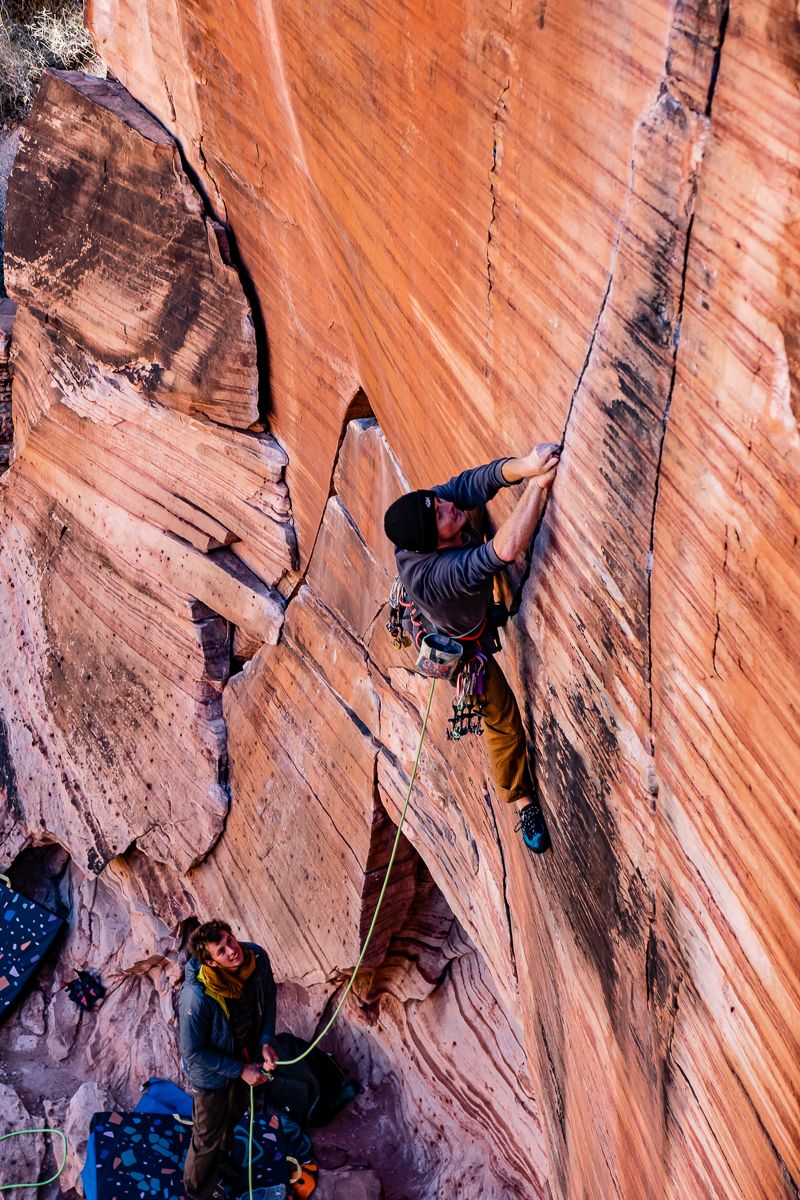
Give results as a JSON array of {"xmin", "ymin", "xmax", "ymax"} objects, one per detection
[
  {"xmin": 383, "ymin": 443, "xmax": 560, "ymax": 854},
  {"xmin": 179, "ymin": 920, "xmax": 278, "ymax": 1200}
]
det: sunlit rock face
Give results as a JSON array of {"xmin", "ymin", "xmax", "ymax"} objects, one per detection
[
  {"xmin": 0, "ymin": 72, "xmax": 543, "ymax": 1199},
  {"xmin": 1, "ymin": 0, "xmax": 799, "ymax": 1195}
]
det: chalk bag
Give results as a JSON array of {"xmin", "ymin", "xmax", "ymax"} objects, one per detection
[{"xmin": 415, "ymin": 633, "xmax": 463, "ymax": 680}]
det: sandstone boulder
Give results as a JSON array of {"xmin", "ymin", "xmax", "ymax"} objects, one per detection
[
  {"xmin": 44, "ymin": 1081, "xmax": 113, "ymax": 1194},
  {"xmin": 0, "ymin": 72, "xmax": 296, "ymax": 877},
  {"xmin": 315, "ymin": 1166, "xmax": 383, "ymax": 1200}
]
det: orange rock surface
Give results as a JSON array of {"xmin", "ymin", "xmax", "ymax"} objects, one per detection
[{"xmin": 0, "ymin": 0, "xmax": 798, "ymax": 1195}]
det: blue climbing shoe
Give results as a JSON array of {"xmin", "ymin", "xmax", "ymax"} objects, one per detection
[{"xmin": 515, "ymin": 800, "xmax": 550, "ymax": 854}]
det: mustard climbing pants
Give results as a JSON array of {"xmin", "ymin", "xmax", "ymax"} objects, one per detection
[{"xmin": 481, "ymin": 656, "xmax": 534, "ymax": 804}]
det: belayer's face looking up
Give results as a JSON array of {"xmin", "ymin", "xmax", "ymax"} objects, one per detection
[
  {"xmin": 204, "ymin": 929, "xmax": 244, "ymax": 970},
  {"xmin": 435, "ymin": 497, "xmax": 467, "ymax": 547}
]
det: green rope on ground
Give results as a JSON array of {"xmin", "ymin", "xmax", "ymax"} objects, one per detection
[
  {"xmin": 273, "ymin": 678, "xmax": 437, "ymax": 1070},
  {"xmin": 248, "ymin": 1085, "xmax": 255, "ymax": 1200},
  {"xmin": 0, "ymin": 1129, "xmax": 68, "ymax": 1191}
]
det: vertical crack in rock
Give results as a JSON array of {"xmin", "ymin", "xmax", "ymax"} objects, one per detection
[
  {"xmin": 705, "ymin": 2, "xmax": 730, "ymax": 117},
  {"xmin": 645, "ymin": 2, "xmax": 731, "ymax": 742},
  {"xmin": 516, "ymin": 216, "xmax": 624, "ymax": 613},
  {"xmin": 162, "ymin": 77, "xmax": 177, "ymax": 124},
  {"xmin": 538, "ymin": 1016, "xmax": 565, "ymax": 1137},
  {"xmin": 482, "ymin": 787, "xmax": 518, "ymax": 984},
  {"xmin": 559, "ymin": 271, "xmax": 614, "ymax": 451},
  {"xmin": 486, "ymin": 77, "xmax": 510, "ymax": 324},
  {"xmin": 190, "ymin": 741, "xmax": 234, "ymax": 871}
]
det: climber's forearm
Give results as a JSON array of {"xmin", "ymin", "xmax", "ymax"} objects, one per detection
[
  {"xmin": 500, "ymin": 457, "xmax": 529, "ymax": 484},
  {"xmin": 492, "ymin": 479, "xmax": 549, "ymax": 562}
]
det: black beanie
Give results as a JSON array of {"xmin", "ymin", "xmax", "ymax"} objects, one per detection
[{"xmin": 384, "ymin": 490, "xmax": 438, "ymax": 552}]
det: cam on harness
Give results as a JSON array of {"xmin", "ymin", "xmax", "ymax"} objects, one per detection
[{"xmin": 386, "ymin": 579, "xmax": 503, "ymax": 740}]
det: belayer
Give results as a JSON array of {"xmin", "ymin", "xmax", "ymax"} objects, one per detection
[
  {"xmin": 179, "ymin": 922, "xmax": 281, "ymax": 1200},
  {"xmin": 383, "ymin": 443, "xmax": 560, "ymax": 853},
  {"xmin": 179, "ymin": 920, "xmax": 357, "ymax": 1200}
]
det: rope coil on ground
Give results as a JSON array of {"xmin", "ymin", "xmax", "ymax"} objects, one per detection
[{"xmin": 0, "ymin": 1129, "xmax": 68, "ymax": 1192}]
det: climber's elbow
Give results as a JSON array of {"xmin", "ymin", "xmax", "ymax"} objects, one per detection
[{"xmin": 492, "ymin": 530, "xmax": 519, "ymax": 563}]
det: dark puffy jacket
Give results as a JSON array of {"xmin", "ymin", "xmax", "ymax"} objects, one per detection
[{"xmin": 178, "ymin": 942, "xmax": 277, "ymax": 1090}]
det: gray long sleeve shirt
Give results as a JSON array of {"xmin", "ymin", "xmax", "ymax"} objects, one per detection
[{"xmin": 395, "ymin": 459, "xmax": 511, "ymax": 638}]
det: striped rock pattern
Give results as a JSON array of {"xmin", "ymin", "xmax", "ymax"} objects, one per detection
[
  {"xmin": 0, "ymin": 76, "xmax": 545, "ymax": 1199},
  {"xmin": 0, "ymin": 1, "xmax": 796, "ymax": 1197},
  {"xmin": 0, "ymin": 73, "xmax": 293, "ymax": 875}
]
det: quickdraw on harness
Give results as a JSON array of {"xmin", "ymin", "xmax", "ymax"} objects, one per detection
[
  {"xmin": 387, "ymin": 579, "xmax": 488, "ymax": 738},
  {"xmin": 386, "ymin": 578, "xmax": 412, "ymax": 649},
  {"xmin": 448, "ymin": 651, "xmax": 487, "ymax": 740}
]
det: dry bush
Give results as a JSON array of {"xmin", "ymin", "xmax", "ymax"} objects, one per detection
[{"xmin": 0, "ymin": 0, "xmax": 101, "ymax": 125}]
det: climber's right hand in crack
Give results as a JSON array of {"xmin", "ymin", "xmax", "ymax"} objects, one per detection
[
  {"xmin": 241, "ymin": 1062, "xmax": 267, "ymax": 1086},
  {"xmin": 501, "ymin": 442, "xmax": 561, "ymax": 484}
]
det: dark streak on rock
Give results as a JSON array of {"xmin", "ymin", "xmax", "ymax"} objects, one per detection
[
  {"xmin": 706, "ymin": 2, "xmax": 730, "ymax": 117},
  {"xmin": 0, "ymin": 714, "xmax": 22, "ymax": 821},
  {"xmin": 539, "ymin": 712, "xmax": 623, "ymax": 1023},
  {"xmin": 487, "ymin": 77, "xmax": 510, "ymax": 321}
]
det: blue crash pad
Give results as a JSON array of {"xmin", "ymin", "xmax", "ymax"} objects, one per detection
[
  {"xmin": 0, "ymin": 886, "xmax": 63, "ymax": 1021},
  {"xmin": 81, "ymin": 1084, "xmax": 289, "ymax": 1200}
]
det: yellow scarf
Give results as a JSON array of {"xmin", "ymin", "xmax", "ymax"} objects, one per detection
[{"xmin": 197, "ymin": 945, "xmax": 256, "ymax": 1018}]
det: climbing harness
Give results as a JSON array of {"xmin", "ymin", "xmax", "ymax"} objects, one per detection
[
  {"xmin": 387, "ymin": 579, "xmax": 489, "ymax": 738},
  {"xmin": 0, "ymin": 1129, "xmax": 68, "ymax": 1191},
  {"xmin": 272, "ymin": 678, "xmax": 436, "ymax": 1070}
]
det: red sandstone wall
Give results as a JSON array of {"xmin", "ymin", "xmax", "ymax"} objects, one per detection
[{"xmin": 0, "ymin": 1, "xmax": 797, "ymax": 1197}]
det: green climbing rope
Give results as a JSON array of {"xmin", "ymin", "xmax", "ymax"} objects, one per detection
[
  {"xmin": 0, "ymin": 1129, "xmax": 68, "ymax": 1191},
  {"xmin": 248, "ymin": 1087, "xmax": 255, "ymax": 1200},
  {"xmin": 273, "ymin": 678, "xmax": 437, "ymax": 1069}
]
